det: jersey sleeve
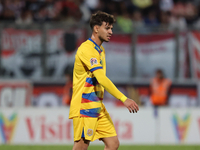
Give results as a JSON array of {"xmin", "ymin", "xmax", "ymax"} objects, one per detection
[
  {"xmin": 93, "ymin": 69, "xmax": 127, "ymax": 102},
  {"xmin": 78, "ymin": 47, "xmax": 103, "ymax": 72}
]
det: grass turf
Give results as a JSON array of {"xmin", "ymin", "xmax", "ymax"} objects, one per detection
[{"xmin": 0, "ymin": 145, "xmax": 200, "ymax": 150}]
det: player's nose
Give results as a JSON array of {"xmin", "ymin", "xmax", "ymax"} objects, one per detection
[{"xmin": 109, "ymin": 29, "xmax": 113, "ymax": 35}]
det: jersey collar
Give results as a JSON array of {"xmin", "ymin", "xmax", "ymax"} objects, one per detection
[{"xmin": 88, "ymin": 38, "xmax": 102, "ymax": 54}]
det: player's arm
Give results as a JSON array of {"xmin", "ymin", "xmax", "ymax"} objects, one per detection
[
  {"xmin": 92, "ymin": 69, "xmax": 139, "ymax": 113},
  {"xmin": 78, "ymin": 48, "xmax": 139, "ymax": 113}
]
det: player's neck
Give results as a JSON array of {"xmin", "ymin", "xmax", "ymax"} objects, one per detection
[{"xmin": 90, "ymin": 34, "xmax": 103, "ymax": 47}]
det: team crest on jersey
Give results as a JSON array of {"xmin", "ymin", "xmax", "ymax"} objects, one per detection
[
  {"xmin": 87, "ymin": 129, "xmax": 93, "ymax": 136},
  {"xmin": 90, "ymin": 58, "xmax": 98, "ymax": 66}
]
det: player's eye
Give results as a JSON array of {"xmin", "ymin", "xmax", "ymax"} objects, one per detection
[{"xmin": 106, "ymin": 27, "xmax": 112, "ymax": 30}]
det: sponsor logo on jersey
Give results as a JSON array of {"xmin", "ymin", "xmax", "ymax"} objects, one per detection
[
  {"xmin": 90, "ymin": 58, "xmax": 98, "ymax": 66},
  {"xmin": 87, "ymin": 129, "xmax": 93, "ymax": 136}
]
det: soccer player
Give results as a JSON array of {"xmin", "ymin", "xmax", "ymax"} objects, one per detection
[{"xmin": 69, "ymin": 11, "xmax": 139, "ymax": 150}]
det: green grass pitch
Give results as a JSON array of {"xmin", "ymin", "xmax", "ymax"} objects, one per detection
[{"xmin": 0, "ymin": 145, "xmax": 200, "ymax": 150}]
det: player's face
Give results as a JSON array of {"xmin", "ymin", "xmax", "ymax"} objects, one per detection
[{"xmin": 98, "ymin": 22, "xmax": 113, "ymax": 42}]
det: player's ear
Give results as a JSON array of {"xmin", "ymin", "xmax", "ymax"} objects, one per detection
[{"xmin": 94, "ymin": 25, "xmax": 99, "ymax": 33}]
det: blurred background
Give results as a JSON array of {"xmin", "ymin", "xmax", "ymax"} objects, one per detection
[{"xmin": 0, "ymin": 0, "xmax": 200, "ymax": 146}]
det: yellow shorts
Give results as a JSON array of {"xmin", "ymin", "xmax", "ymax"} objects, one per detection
[{"xmin": 73, "ymin": 114, "xmax": 117, "ymax": 142}]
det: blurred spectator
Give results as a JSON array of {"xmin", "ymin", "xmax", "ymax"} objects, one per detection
[
  {"xmin": 3, "ymin": 0, "xmax": 23, "ymax": 18},
  {"xmin": 44, "ymin": 0, "xmax": 61, "ymax": 21},
  {"xmin": 33, "ymin": 5, "xmax": 50, "ymax": 23},
  {"xmin": 104, "ymin": 1, "xmax": 118, "ymax": 15},
  {"xmin": 116, "ymin": 11, "xmax": 133, "ymax": 33},
  {"xmin": 132, "ymin": 10, "xmax": 145, "ymax": 32},
  {"xmin": 0, "ymin": 0, "xmax": 199, "ymax": 32},
  {"xmin": 61, "ymin": 0, "xmax": 79, "ymax": 11},
  {"xmin": 144, "ymin": 9, "xmax": 159, "ymax": 26},
  {"xmin": 59, "ymin": 6, "xmax": 78, "ymax": 26},
  {"xmin": 115, "ymin": 1, "xmax": 134, "ymax": 33},
  {"xmin": 0, "ymin": 8, "xmax": 15, "ymax": 21},
  {"xmin": 159, "ymin": 11, "xmax": 171, "ymax": 29},
  {"xmin": 159, "ymin": 0, "xmax": 173, "ymax": 12},
  {"xmin": 169, "ymin": 9, "xmax": 187, "ymax": 31},
  {"xmin": 149, "ymin": 69, "xmax": 172, "ymax": 106},
  {"xmin": 132, "ymin": 10, "xmax": 144, "ymax": 26},
  {"xmin": 79, "ymin": 0, "xmax": 91, "ymax": 23},
  {"xmin": 171, "ymin": 0, "xmax": 185, "ymax": 17},
  {"xmin": 15, "ymin": 8, "xmax": 33, "ymax": 25},
  {"xmin": 58, "ymin": 0, "xmax": 82, "ymax": 25},
  {"xmin": 184, "ymin": 2, "xmax": 199, "ymax": 27},
  {"xmin": 85, "ymin": 0, "xmax": 99, "ymax": 12},
  {"xmin": 25, "ymin": 0, "xmax": 43, "ymax": 12}
]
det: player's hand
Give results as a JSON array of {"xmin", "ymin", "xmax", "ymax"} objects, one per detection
[{"xmin": 123, "ymin": 98, "xmax": 139, "ymax": 113}]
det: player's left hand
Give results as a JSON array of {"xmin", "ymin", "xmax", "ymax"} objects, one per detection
[{"xmin": 123, "ymin": 98, "xmax": 139, "ymax": 113}]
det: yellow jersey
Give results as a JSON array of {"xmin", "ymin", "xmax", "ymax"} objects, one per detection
[{"xmin": 69, "ymin": 38, "xmax": 107, "ymax": 119}]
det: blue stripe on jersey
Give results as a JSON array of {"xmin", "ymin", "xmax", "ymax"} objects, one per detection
[
  {"xmin": 95, "ymin": 46, "xmax": 102, "ymax": 54},
  {"xmin": 88, "ymin": 38, "xmax": 102, "ymax": 54},
  {"xmin": 86, "ymin": 77, "xmax": 98, "ymax": 86},
  {"xmin": 80, "ymin": 107, "xmax": 101, "ymax": 118},
  {"xmin": 82, "ymin": 92, "xmax": 101, "ymax": 102},
  {"xmin": 90, "ymin": 67, "xmax": 102, "ymax": 72},
  {"xmin": 88, "ymin": 38, "xmax": 99, "ymax": 49}
]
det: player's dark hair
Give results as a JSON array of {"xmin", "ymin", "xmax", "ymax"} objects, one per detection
[{"xmin": 89, "ymin": 11, "xmax": 116, "ymax": 30}]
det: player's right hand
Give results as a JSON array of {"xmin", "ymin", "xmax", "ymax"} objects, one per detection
[{"xmin": 123, "ymin": 98, "xmax": 139, "ymax": 113}]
